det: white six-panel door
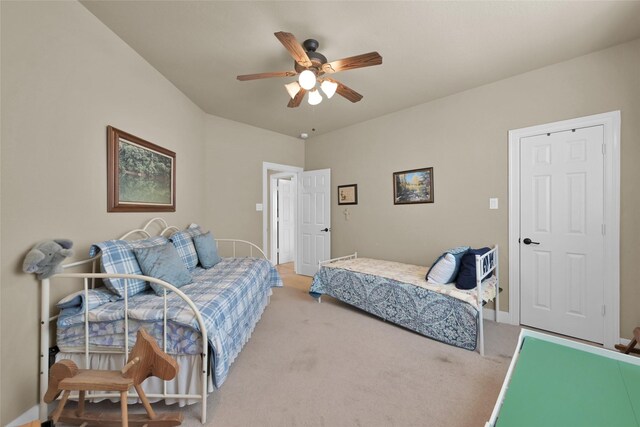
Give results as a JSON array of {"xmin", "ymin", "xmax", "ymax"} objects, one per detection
[
  {"xmin": 520, "ymin": 125, "xmax": 605, "ymax": 343},
  {"xmin": 298, "ymin": 169, "xmax": 331, "ymax": 276}
]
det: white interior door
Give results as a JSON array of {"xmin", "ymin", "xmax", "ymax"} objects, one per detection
[
  {"xmin": 277, "ymin": 178, "xmax": 295, "ymax": 264},
  {"xmin": 520, "ymin": 125, "xmax": 605, "ymax": 343},
  {"xmin": 298, "ymin": 169, "xmax": 331, "ymax": 276}
]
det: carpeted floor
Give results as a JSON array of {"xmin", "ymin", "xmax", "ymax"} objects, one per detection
[{"xmin": 56, "ymin": 264, "xmax": 521, "ymax": 426}]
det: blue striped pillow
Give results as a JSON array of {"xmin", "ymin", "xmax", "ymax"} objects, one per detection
[{"xmin": 89, "ymin": 236, "xmax": 168, "ymax": 298}]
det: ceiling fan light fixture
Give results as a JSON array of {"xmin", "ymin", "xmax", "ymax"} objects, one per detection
[
  {"xmin": 308, "ymin": 89, "xmax": 322, "ymax": 106},
  {"xmin": 285, "ymin": 81, "xmax": 301, "ymax": 99},
  {"xmin": 298, "ymin": 69, "xmax": 317, "ymax": 90},
  {"xmin": 320, "ymin": 80, "xmax": 338, "ymax": 99}
]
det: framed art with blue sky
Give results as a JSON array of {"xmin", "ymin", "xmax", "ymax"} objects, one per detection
[{"xmin": 393, "ymin": 167, "xmax": 433, "ymax": 205}]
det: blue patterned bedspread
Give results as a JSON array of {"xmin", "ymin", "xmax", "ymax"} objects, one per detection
[
  {"xmin": 310, "ymin": 266, "xmax": 478, "ymax": 350},
  {"xmin": 57, "ymin": 257, "xmax": 282, "ymax": 387}
]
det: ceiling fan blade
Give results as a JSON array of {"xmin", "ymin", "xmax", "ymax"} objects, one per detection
[
  {"xmin": 327, "ymin": 78, "xmax": 363, "ymax": 103},
  {"xmin": 322, "ymin": 52, "xmax": 382, "ymax": 74},
  {"xmin": 287, "ymin": 88, "xmax": 307, "ymax": 108},
  {"xmin": 237, "ymin": 71, "xmax": 297, "ymax": 81},
  {"xmin": 275, "ymin": 32, "xmax": 312, "ymax": 68}
]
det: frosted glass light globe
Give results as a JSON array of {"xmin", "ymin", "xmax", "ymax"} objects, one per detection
[
  {"xmin": 308, "ymin": 89, "xmax": 322, "ymax": 106},
  {"xmin": 320, "ymin": 80, "xmax": 338, "ymax": 99},
  {"xmin": 298, "ymin": 70, "xmax": 317, "ymax": 90},
  {"xmin": 284, "ymin": 81, "xmax": 301, "ymax": 99}
]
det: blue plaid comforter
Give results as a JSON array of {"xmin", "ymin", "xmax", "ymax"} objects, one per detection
[{"xmin": 57, "ymin": 257, "xmax": 282, "ymax": 387}]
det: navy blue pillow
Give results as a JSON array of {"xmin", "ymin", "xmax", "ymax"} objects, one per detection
[{"xmin": 455, "ymin": 247, "xmax": 491, "ymax": 290}]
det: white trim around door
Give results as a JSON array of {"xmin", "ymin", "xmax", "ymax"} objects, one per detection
[
  {"xmin": 508, "ymin": 111, "xmax": 620, "ymax": 349},
  {"xmin": 262, "ymin": 162, "xmax": 304, "ymax": 268}
]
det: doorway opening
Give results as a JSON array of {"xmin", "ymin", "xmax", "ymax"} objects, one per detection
[
  {"xmin": 262, "ymin": 162, "xmax": 303, "ymax": 271},
  {"xmin": 270, "ymin": 173, "xmax": 296, "ymax": 265}
]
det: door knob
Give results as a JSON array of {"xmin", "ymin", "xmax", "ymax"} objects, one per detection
[
  {"xmin": 522, "ymin": 238, "xmax": 540, "ymax": 245},
  {"xmin": 320, "ymin": 228, "xmax": 330, "ymax": 232}
]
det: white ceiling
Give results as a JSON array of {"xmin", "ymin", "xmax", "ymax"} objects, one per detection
[{"xmin": 81, "ymin": 1, "xmax": 640, "ymax": 138}]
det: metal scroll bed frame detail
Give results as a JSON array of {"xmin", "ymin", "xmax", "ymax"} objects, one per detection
[
  {"xmin": 317, "ymin": 246, "xmax": 499, "ymax": 356},
  {"xmin": 38, "ymin": 218, "xmax": 267, "ymax": 424}
]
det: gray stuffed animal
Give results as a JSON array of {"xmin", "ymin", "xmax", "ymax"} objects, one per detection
[{"xmin": 23, "ymin": 239, "xmax": 74, "ymax": 280}]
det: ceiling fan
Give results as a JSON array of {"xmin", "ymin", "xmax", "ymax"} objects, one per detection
[{"xmin": 237, "ymin": 31, "xmax": 382, "ymax": 108}]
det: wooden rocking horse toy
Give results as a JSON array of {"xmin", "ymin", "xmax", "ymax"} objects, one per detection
[{"xmin": 44, "ymin": 328, "xmax": 183, "ymax": 426}]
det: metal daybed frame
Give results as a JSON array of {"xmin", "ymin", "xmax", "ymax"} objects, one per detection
[{"xmin": 38, "ymin": 218, "xmax": 267, "ymax": 423}]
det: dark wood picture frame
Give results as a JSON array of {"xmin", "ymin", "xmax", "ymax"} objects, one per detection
[
  {"xmin": 338, "ymin": 184, "xmax": 358, "ymax": 205},
  {"xmin": 393, "ymin": 167, "xmax": 434, "ymax": 205},
  {"xmin": 107, "ymin": 126, "xmax": 176, "ymax": 212}
]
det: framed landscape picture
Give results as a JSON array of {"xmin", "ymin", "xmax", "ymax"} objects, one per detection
[
  {"xmin": 393, "ymin": 167, "xmax": 433, "ymax": 205},
  {"xmin": 338, "ymin": 184, "xmax": 358, "ymax": 205},
  {"xmin": 107, "ymin": 126, "xmax": 176, "ymax": 212}
]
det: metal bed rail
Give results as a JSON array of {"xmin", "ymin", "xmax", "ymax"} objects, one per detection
[
  {"xmin": 215, "ymin": 239, "xmax": 267, "ymax": 259},
  {"xmin": 319, "ymin": 252, "xmax": 358, "ymax": 268},
  {"xmin": 475, "ymin": 245, "xmax": 499, "ymax": 357},
  {"xmin": 40, "ymin": 272, "xmax": 209, "ymax": 423}
]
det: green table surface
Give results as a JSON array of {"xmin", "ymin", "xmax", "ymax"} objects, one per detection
[{"xmin": 495, "ymin": 337, "xmax": 640, "ymax": 427}]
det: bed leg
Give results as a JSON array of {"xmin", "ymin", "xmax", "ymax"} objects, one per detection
[
  {"xmin": 479, "ymin": 308, "xmax": 485, "ymax": 357},
  {"xmin": 201, "ymin": 354, "xmax": 207, "ymax": 424},
  {"xmin": 40, "ymin": 278, "xmax": 51, "ymax": 421},
  {"xmin": 318, "ymin": 296, "xmax": 322, "ymax": 304}
]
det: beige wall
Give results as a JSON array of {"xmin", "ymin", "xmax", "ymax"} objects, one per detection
[
  {"xmin": 0, "ymin": 2, "xmax": 207, "ymax": 424},
  {"xmin": 203, "ymin": 115, "xmax": 304, "ymax": 251},
  {"xmin": 306, "ymin": 39, "xmax": 640, "ymax": 331},
  {"xmin": 0, "ymin": 2, "xmax": 303, "ymax": 422},
  {"xmin": 0, "ymin": 2, "xmax": 304, "ymax": 423}
]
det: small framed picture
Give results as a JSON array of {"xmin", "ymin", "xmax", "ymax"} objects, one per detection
[
  {"xmin": 338, "ymin": 184, "xmax": 358, "ymax": 205},
  {"xmin": 393, "ymin": 167, "xmax": 433, "ymax": 205}
]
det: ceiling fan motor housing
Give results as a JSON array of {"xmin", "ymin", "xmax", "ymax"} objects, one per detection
[{"xmin": 294, "ymin": 39, "xmax": 327, "ymax": 73}]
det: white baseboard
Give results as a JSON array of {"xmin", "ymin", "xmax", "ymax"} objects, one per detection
[
  {"xmin": 7, "ymin": 404, "xmax": 40, "ymax": 427},
  {"xmin": 482, "ymin": 308, "xmax": 510, "ymax": 323}
]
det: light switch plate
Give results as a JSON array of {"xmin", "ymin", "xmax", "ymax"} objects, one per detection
[
  {"xmin": 489, "ymin": 198, "xmax": 499, "ymax": 210},
  {"xmin": 256, "ymin": 203, "xmax": 263, "ymax": 211}
]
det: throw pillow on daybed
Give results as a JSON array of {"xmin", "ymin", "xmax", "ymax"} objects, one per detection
[
  {"xmin": 455, "ymin": 247, "xmax": 491, "ymax": 290},
  {"xmin": 133, "ymin": 243, "xmax": 192, "ymax": 295},
  {"xmin": 193, "ymin": 231, "xmax": 221, "ymax": 268},
  {"xmin": 89, "ymin": 236, "xmax": 168, "ymax": 298},
  {"xmin": 170, "ymin": 226, "xmax": 203, "ymax": 269},
  {"xmin": 426, "ymin": 246, "xmax": 470, "ymax": 284}
]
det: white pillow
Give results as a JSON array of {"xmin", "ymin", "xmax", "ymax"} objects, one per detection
[
  {"xmin": 426, "ymin": 246, "xmax": 470, "ymax": 284},
  {"xmin": 427, "ymin": 253, "xmax": 457, "ymax": 284}
]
